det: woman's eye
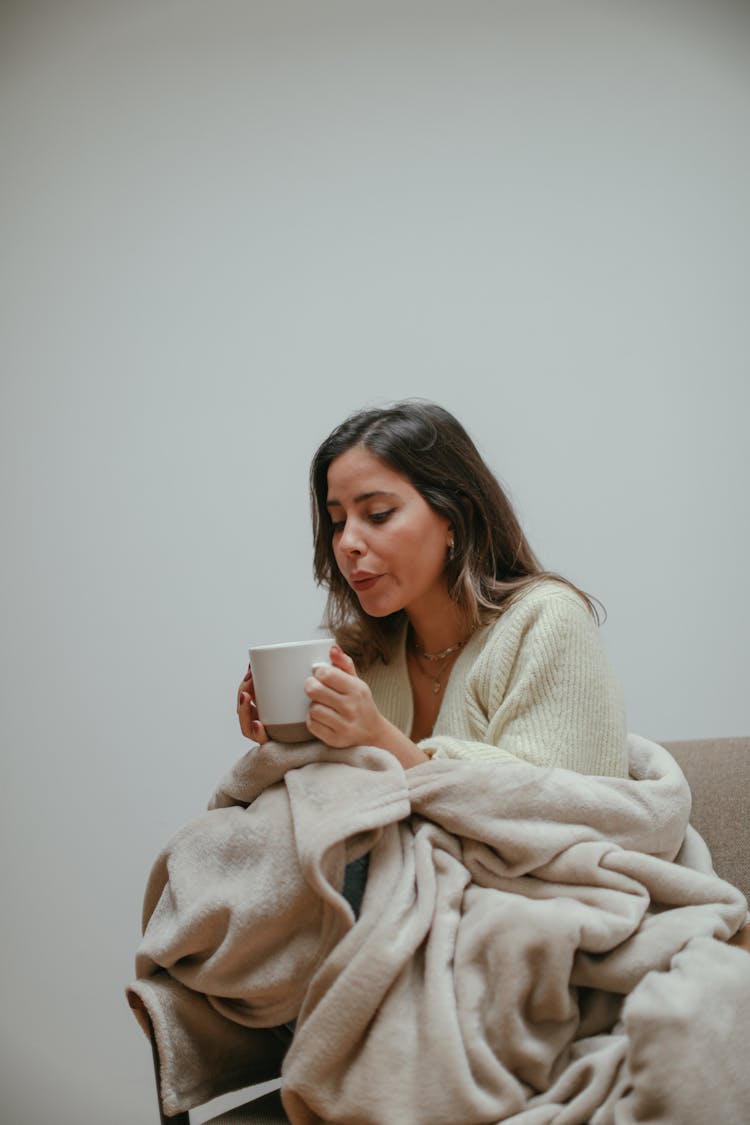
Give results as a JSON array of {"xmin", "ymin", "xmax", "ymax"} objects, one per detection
[{"xmin": 330, "ymin": 508, "xmax": 394, "ymax": 535}]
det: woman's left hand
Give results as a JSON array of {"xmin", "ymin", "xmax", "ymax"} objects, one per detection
[{"xmin": 304, "ymin": 645, "xmax": 387, "ymax": 749}]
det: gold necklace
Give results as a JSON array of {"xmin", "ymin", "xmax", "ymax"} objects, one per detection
[
  {"xmin": 409, "ymin": 626, "xmax": 477, "ymax": 695},
  {"xmin": 416, "ymin": 639, "xmax": 470, "ymax": 661},
  {"xmin": 411, "ymin": 648, "xmax": 454, "ymax": 695},
  {"xmin": 412, "ymin": 626, "xmax": 476, "ymax": 662}
]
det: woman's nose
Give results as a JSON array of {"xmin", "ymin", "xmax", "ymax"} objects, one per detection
[{"xmin": 339, "ymin": 521, "xmax": 364, "ymax": 554}]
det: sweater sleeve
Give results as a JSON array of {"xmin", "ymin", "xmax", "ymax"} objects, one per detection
[{"xmin": 419, "ymin": 588, "xmax": 629, "ymax": 777}]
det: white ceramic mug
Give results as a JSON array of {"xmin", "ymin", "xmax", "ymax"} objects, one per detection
[{"xmin": 249, "ymin": 637, "xmax": 333, "ymax": 743}]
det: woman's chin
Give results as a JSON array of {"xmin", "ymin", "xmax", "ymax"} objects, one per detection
[{"xmin": 356, "ymin": 592, "xmax": 402, "ymax": 618}]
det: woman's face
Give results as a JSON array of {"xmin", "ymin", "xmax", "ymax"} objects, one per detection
[{"xmin": 326, "ymin": 445, "xmax": 453, "ymax": 619}]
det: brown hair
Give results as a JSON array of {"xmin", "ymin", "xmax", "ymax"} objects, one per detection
[{"xmin": 310, "ymin": 400, "xmax": 600, "ymax": 666}]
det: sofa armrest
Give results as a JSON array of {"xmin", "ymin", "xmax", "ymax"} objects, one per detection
[{"xmin": 663, "ymin": 737, "xmax": 750, "ymax": 904}]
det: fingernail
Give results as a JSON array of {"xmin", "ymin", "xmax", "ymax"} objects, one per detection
[
  {"xmin": 251, "ymin": 720, "xmax": 260, "ymax": 735},
  {"xmin": 331, "ymin": 643, "xmax": 342, "ymax": 655}
]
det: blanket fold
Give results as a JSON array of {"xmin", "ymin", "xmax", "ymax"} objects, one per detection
[{"xmin": 129, "ymin": 735, "xmax": 750, "ymax": 1123}]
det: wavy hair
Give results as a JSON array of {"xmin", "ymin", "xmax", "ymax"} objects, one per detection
[{"xmin": 310, "ymin": 400, "xmax": 600, "ymax": 666}]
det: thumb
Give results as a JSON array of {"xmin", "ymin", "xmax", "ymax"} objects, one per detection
[{"xmin": 330, "ymin": 643, "xmax": 357, "ymax": 676}]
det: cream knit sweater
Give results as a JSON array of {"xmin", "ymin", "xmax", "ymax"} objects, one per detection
[{"xmin": 362, "ymin": 580, "xmax": 629, "ymax": 778}]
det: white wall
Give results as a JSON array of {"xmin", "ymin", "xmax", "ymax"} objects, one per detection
[{"xmin": 2, "ymin": 2, "xmax": 748, "ymax": 1121}]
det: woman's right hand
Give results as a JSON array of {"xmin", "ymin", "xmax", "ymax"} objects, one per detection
[{"xmin": 236, "ymin": 665, "xmax": 269, "ymax": 743}]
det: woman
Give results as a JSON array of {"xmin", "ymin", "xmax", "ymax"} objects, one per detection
[
  {"xmin": 130, "ymin": 401, "xmax": 749, "ymax": 1125},
  {"xmin": 238, "ymin": 400, "xmax": 628, "ymax": 779}
]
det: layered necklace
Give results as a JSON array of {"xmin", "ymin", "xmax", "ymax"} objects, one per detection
[{"xmin": 409, "ymin": 627, "xmax": 476, "ymax": 695}]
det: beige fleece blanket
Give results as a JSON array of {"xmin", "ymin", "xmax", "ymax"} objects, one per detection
[{"xmin": 129, "ymin": 735, "xmax": 750, "ymax": 1123}]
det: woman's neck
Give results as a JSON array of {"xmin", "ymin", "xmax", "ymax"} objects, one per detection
[{"xmin": 406, "ymin": 596, "xmax": 471, "ymax": 657}]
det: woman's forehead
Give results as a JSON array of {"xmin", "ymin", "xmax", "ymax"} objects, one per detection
[{"xmin": 326, "ymin": 446, "xmax": 412, "ymax": 503}]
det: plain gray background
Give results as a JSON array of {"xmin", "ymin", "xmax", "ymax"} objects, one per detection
[{"xmin": 2, "ymin": 2, "xmax": 748, "ymax": 1122}]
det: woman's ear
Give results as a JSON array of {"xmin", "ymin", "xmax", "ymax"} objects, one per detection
[{"xmin": 447, "ymin": 528, "xmax": 456, "ymax": 560}]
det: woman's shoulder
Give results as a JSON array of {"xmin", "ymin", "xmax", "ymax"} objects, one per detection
[
  {"xmin": 468, "ymin": 579, "xmax": 600, "ymax": 677},
  {"xmin": 466, "ymin": 578, "xmax": 619, "ymax": 717},
  {"xmin": 491, "ymin": 578, "xmax": 596, "ymax": 635}
]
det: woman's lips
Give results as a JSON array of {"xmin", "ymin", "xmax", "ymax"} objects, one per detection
[{"xmin": 351, "ymin": 573, "xmax": 381, "ymax": 592}]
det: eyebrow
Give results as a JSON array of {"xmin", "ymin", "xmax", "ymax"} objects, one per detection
[{"xmin": 326, "ymin": 490, "xmax": 399, "ymax": 508}]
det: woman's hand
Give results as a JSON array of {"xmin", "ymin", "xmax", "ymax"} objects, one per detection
[
  {"xmin": 304, "ymin": 645, "xmax": 385, "ymax": 749},
  {"xmin": 305, "ymin": 645, "xmax": 429, "ymax": 768},
  {"xmin": 236, "ymin": 666, "xmax": 269, "ymax": 744}
]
